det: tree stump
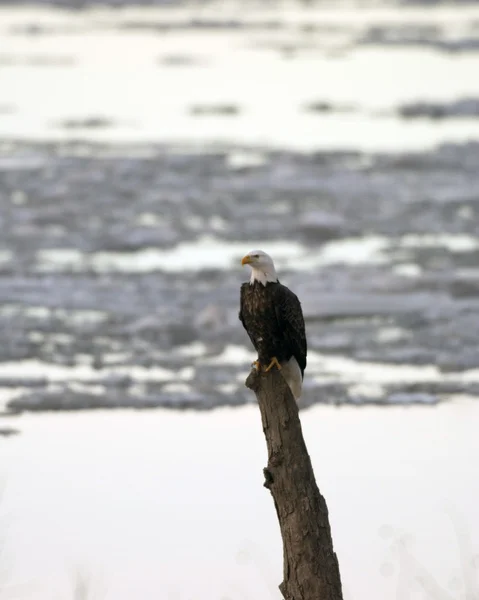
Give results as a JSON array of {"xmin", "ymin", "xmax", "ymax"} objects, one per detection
[{"xmin": 245, "ymin": 368, "xmax": 343, "ymax": 600}]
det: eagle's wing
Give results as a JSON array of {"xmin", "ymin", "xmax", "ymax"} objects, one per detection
[
  {"xmin": 239, "ymin": 282, "xmax": 256, "ymax": 348},
  {"xmin": 274, "ymin": 284, "xmax": 307, "ymax": 377}
]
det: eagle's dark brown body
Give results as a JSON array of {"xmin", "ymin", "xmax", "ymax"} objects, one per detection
[{"xmin": 239, "ymin": 280, "xmax": 307, "ymax": 377}]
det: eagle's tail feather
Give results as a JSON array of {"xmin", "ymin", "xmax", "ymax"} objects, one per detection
[{"xmin": 281, "ymin": 357, "xmax": 302, "ymax": 403}]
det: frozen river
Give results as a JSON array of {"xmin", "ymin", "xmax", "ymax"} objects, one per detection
[
  {"xmin": 2, "ymin": 4, "xmax": 479, "ymax": 151},
  {"xmin": 1, "ymin": 399, "xmax": 479, "ymax": 600},
  {"xmin": 1, "ymin": 3, "xmax": 479, "ymax": 410},
  {"xmin": 1, "ymin": 2, "xmax": 479, "ymax": 599}
]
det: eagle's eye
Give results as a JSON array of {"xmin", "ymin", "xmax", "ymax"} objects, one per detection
[{"xmin": 254, "ymin": 254, "xmax": 259, "ymax": 258}]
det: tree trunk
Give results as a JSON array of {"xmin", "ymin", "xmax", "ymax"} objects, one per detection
[{"xmin": 245, "ymin": 368, "xmax": 343, "ymax": 600}]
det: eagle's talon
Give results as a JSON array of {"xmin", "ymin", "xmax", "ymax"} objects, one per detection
[
  {"xmin": 264, "ymin": 357, "xmax": 282, "ymax": 372},
  {"xmin": 252, "ymin": 360, "xmax": 261, "ymax": 371}
]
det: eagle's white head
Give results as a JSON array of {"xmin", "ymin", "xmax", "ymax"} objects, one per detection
[{"xmin": 241, "ymin": 249, "xmax": 279, "ymax": 286}]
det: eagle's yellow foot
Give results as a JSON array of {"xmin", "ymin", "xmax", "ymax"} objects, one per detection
[
  {"xmin": 252, "ymin": 360, "xmax": 261, "ymax": 371},
  {"xmin": 264, "ymin": 357, "xmax": 282, "ymax": 372}
]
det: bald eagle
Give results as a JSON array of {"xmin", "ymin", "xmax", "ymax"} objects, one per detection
[{"xmin": 239, "ymin": 250, "xmax": 307, "ymax": 401}]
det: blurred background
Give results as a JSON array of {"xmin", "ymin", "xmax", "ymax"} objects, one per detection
[{"xmin": 1, "ymin": 0, "xmax": 479, "ymax": 598}]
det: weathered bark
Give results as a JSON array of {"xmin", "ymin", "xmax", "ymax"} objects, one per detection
[{"xmin": 245, "ymin": 368, "xmax": 343, "ymax": 600}]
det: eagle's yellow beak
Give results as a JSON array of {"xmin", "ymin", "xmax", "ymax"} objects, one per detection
[{"xmin": 241, "ymin": 255, "xmax": 252, "ymax": 266}]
